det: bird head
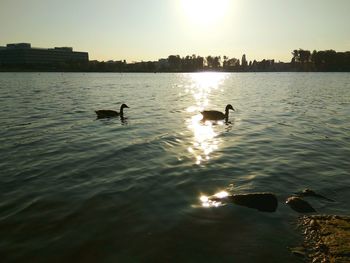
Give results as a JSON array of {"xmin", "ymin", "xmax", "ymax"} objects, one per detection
[
  {"xmin": 121, "ymin": 104, "xmax": 129, "ymax": 109},
  {"xmin": 226, "ymin": 104, "xmax": 235, "ymax": 111}
]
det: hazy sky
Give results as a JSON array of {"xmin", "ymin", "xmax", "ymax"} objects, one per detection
[{"xmin": 1, "ymin": 0, "xmax": 349, "ymax": 62}]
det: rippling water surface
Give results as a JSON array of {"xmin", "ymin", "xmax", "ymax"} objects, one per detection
[{"xmin": 1, "ymin": 72, "xmax": 350, "ymax": 262}]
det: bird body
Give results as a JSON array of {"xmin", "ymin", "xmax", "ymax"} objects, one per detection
[
  {"xmin": 201, "ymin": 104, "xmax": 234, "ymax": 122},
  {"xmin": 201, "ymin": 110, "xmax": 225, "ymax": 120},
  {"xmin": 95, "ymin": 103, "xmax": 129, "ymax": 119},
  {"xmin": 95, "ymin": 110, "xmax": 119, "ymax": 118}
]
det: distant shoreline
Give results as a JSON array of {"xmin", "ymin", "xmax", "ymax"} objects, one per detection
[
  {"xmin": 1, "ymin": 49, "xmax": 350, "ymax": 73},
  {"xmin": 1, "ymin": 69, "xmax": 350, "ymax": 73}
]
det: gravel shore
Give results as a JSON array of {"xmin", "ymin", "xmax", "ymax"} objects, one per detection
[{"xmin": 296, "ymin": 215, "xmax": 350, "ymax": 263}]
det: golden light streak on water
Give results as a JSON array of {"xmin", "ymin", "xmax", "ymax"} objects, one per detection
[
  {"xmin": 184, "ymin": 73, "xmax": 228, "ymax": 164},
  {"xmin": 199, "ymin": 190, "xmax": 229, "ymax": 208}
]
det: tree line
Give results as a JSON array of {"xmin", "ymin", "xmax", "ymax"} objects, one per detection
[
  {"xmin": 291, "ymin": 49, "xmax": 350, "ymax": 71},
  {"xmin": 1, "ymin": 49, "xmax": 349, "ymax": 72}
]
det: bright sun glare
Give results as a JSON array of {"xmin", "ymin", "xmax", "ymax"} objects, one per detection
[{"xmin": 180, "ymin": 0, "xmax": 230, "ymax": 26}]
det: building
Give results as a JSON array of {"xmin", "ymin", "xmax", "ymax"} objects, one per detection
[{"xmin": 0, "ymin": 43, "xmax": 89, "ymax": 65}]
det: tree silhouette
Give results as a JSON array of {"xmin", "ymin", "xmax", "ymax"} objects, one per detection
[{"xmin": 241, "ymin": 54, "xmax": 248, "ymax": 69}]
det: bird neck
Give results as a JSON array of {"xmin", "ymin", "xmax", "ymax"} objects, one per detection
[
  {"xmin": 225, "ymin": 109, "xmax": 229, "ymax": 122},
  {"xmin": 120, "ymin": 106, "xmax": 124, "ymax": 116}
]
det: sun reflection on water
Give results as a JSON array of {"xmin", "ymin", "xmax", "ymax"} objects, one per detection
[
  {"xmin": 187, "ymin": 115, "xmax": 220, "ymax": 164},
  {"xmin": 184, "ymin": 73, "xmax": 228, "ymax": 164},
  {"xmin": 199, "ymin": 190, "xmax": 229, "ymax": 208}
]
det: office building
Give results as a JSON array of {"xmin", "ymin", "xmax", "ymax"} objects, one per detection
[{"xmin": 0, "ymin": 43, "xmax": 89, "ymax": 65}]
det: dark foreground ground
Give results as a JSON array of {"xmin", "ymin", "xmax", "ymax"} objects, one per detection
[{"xmin": 294, "ymin": 215, "xmax": 350, "ymax": 263}]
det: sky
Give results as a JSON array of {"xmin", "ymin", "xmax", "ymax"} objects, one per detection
[{"xmin": 1, "ymin": 0, "xmax": 349, "ymax": 62}]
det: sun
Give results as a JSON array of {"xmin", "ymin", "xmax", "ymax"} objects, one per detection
[{"xmin": 180, "ymin": 0, "xmax": 230, "ymax": 26}]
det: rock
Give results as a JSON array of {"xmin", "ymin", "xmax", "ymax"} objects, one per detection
[
  {"xmin": 295, "ymin": 188, "xmax": 335, "ymax": 202},
  {"xmin": 310, "ymin": 219, "xmax": 318, "ymax": 229},
  {"xmin": 286, "ymin": 196, "xmax": 316, "ymax": 213},
  {"xmin": 229, "ymin": 192, "xmax": 278, "ymax": 212}
]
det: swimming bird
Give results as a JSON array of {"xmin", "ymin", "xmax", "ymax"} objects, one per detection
[
  {"xmin": 95, "ymin": 103, "xmax": 129, "ymax": 119},
  {"xmin": 201, "ymin": 104, "xmax": 235, "ymax": 122}
]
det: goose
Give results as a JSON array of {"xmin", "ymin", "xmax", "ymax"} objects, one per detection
[
  {"xmin": 95, "ymin": 103, "xmax": 129, "ymax": 119},
  {"xmin": 201, "ymin": 104, "xmax": 235, "ymax": 122}
]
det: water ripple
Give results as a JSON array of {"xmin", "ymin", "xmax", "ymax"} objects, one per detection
[{"xmin": 0, "ymin": 72, "xmax": 350, "ymax": 262}]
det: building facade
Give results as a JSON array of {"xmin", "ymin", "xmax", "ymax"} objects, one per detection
[{"xmin": 0, "ymin": 43, "xmax": 89, "ymax": 65}]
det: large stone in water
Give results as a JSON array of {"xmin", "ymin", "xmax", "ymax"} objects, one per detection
[
  {"xmin": 229, "ymin": 192, "xmax": 278, "ymax": 212},
  {"xmin": 286, "ymin": 196, "xmax": 316, "ymax": 213},
  {"xmin": 295, "ymin": 188, "xmax": 335, "ymax": 202}
]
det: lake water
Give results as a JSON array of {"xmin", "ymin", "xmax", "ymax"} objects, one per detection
[{"xmin": 1, "ymin": 72, "xmax": 349, "ymax": 262}]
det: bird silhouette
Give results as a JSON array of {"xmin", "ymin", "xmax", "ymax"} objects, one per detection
[
  {"xmin": 201, "ymin": 104, "xmax": 235, "ymax": 122},
  {"xmin": 95, "ymin": 103, "xmax": 129, "ymax": 119}
]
